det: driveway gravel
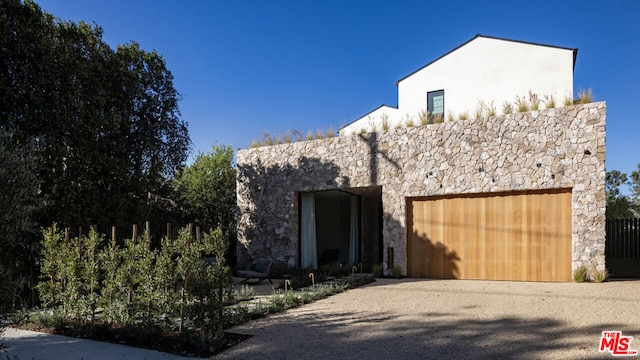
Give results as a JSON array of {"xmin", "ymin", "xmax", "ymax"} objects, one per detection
[{"xmin": 218, "ymin": 278, "xmax": 640, "ymax": 359}]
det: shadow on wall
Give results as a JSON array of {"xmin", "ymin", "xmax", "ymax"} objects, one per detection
[
  {"xmin": 408, "ymin": 230, "xmax": 461, "ymax": 278},
  {"xmin": 357, "ymin": 132, "xmax": 400, "ymax": 185},
  {"xmin": 236, "ymin": 157, "xmax": 350, "ymax": 267}
]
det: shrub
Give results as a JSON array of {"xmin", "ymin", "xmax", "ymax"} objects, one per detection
[
  {"xmin": 563, "ymin": 94, "xmax": 573, "ymax": 106},
  {"xmin": 283, "ymin": 131, "xmax": 292, "ymax": 143},
  {"xmin": 515, "ymin": 96, "xmax": 529, "ymax": 112},
  {"xmin": 475, "ymin": 100, "xmax": 485, "ymax": 119},
  {"xmin": 528, "ymin": 90, "xmax": 540, "ymax": 111},
  {"xmin": 372, "ymin": 264, "xmax": 383, "ymax": 278},
  {"xmin": 433, "ymin": 114, "xmax": 444, "ymax": 124},
  {"xmin": 404, "ymin": 115, "xmax": 415, "ymax": 127},
  {"xmin": 447, "ymin": 112, "xmax": 455, "ymax": 122},
  {"xmin": 485, "ymin": 101, "xmax": 497, "ymax": 117},
  {"xmin": 292, "ymin": 129, "xmax": 303, "ymax": 142},
  {"xmin": 418, "ymin": 110, "xmax": 429, "ymax": 126},
  {"xmin": 381, "ymin": 113, "xmax": 391, "ymax": 130},
  {"xmin": 573, "ymin": 266, "xmax": 588, "ymax": 283},
  {"xmin": 591, "ymin": 267, "xmax": 609, "ymax": 283},
  {"xmin": 501, "ymin": 100, "xmax": 513, "ymax": 115},
  {"xmin": 306, "ymin": 130, "xmax": 314, "ymax": 140},
  {"xmin": 543, "ymin": 94, "xmax": 556, "ymax": 109},
  {"xmin": 234, "ymin": 284, "xmax": 256, "ymax": 302},
  {"xmin": 392, "ymin": 266, "xmax": 402, "ymax": 279},
  {"xmin": 458, "ymin": 111, "xmax": 469, "ymax": 121},
  {"xmin": 263, "ymin": 131, "xmax": 275, "ymax": 146},
  {"xmin": 577, "ymin": 88, "xmax": 593, "ymax": 104},
  {"xmin": 325, "ymin": 126, "xmax": 335, "ymax": 138}
]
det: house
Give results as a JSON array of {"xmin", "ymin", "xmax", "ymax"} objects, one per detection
[
  {"xmin": 236, "ymin": 35, "xmax": 605, "ymax": 282},
  {"xmin": 340, "ymin": 34, "xmax": 577, "ymax": 135}
]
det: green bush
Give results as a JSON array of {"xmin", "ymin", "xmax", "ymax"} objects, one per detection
[
  {"xmin": 573, "ymin": 266, "xmax": 588, "ymax": 283},
  {"xmin": 590, "ymin": 267, "xmax": 609, "ymax": 283}
]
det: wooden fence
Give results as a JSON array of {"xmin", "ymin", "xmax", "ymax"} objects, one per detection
[{"xmin": 606, "ymin": 218, "xmax": 640, "ymax": 278}]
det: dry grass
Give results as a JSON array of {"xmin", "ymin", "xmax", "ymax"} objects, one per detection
[
  {"xmin": 515, "ymin": 96, "xmax": 529, "ymax": 112},
  {"xmin": 577, "ymin": 88, "xmax": 593, "ymax": 104},
  {"xmin": 544, "ymin": 94, "xmax": 556, "ymax": 109},
  {"xmin": 502, "ymin": 100, "xmax": 514, "ymax": 115},
  {"xmin": 590, "ymin": 267, "xmax": 609, "ymax": 283},
  {"xmin": 573, "ymin": 266, "xmax": 588, "ymax": 283}
]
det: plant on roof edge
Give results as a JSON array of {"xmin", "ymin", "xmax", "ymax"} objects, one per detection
[
  {"xmin": 475, "ymin": 100, "xmax": 485, "ymax": 119},
  {"xmin": 501, "ymin": 100, "xmax": 514, "ymax": 115},
  {"xmin": 544, "ymin": 94, "xmax": 556, "ymax": 109},
  {"xmin": 528, "ymin": 90, "xmax": 540, "ymax": 111},
  {"xmin": 405, "ymin": 116, "xmax": 415, "ymax": 128},
  {"xmin": 458, "ymin": 110, "xmax": 469, "ymax": 121},
  {"xmin": 381, "ymin": 113, "xmax": 391, "ymax": 130},
  {"xmin": 325, "ymin": 126, "xmax": 335, "ymax": 138},
  {"xmin": 263, "ymin": 131, "xmax": 274, "ymax": 146},
  {"xmin": 485, "ymin": 100, "xmax": 497, "ymax": 117},
  {"xmin": 418, "ymin": 109, "xmax": 430, "ymax": 126},
  {"xmin": 564, "ymin": 94, "xmax": 573, "ymax": 106},
  {"xmin": 292, "ymin": 129, "xmax": 303, "ymax": 142},
  {"xmin": 577, "ymin": 88, "xmax": 593, "ymax": 104},
  {"xmin": 515, "ymin": 96, "xmax": 529, "ymax": 112},
  {"xmin": 283, "ymin": 131, "xmax": 292, "ymax": 144}
]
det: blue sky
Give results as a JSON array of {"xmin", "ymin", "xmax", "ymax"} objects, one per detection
[{"xmin": 36, "ymin": 0, "xmax": 640, "ymax": 179}]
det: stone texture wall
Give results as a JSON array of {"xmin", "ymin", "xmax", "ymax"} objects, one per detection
[{"xmin": 236, "ymin": 102, "xmax": 606, "ymax": 275}]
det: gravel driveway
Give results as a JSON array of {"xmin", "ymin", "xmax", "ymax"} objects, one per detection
[{"xmin": 218, "ymin": 278, "xmax": 640, "ymax": 359}]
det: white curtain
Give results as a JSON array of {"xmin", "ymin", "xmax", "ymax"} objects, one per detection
[
  {"xmin": 301, "ymin": 193, "xmax": 317, "ymax": 269},
  {"xmin": 349, "ymin": 195, "xmax": 360, "ymax": 264}
]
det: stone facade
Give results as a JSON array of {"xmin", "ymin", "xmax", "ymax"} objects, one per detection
[{"xmin": 236, "ymin": 102, "xmax": 606, "ymax": 276}]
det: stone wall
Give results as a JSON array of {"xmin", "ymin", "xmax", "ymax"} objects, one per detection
[{"xmin": 236, "ymin": 102, "xmax": 606, "ymax": 275}]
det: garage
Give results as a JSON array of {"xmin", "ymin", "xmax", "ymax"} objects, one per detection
[{"xmin": 407, "ymin": 189, "xmax": 572, "ymax": 282}]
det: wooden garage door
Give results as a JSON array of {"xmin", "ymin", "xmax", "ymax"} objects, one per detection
[{"xmin": 407, "ymin": 189, "xmax": 572, "ymax": 282}]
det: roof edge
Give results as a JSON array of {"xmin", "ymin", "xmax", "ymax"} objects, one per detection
[
  {"xmin": 340, "ymin": 104, "xmax": 398, "ymax": 130},
  {"xmin": 395, "ymin": 34, "xmax": 579, "ymax": 86}
]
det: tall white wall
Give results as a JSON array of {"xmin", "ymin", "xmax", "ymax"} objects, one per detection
[{"xmin": 341, "ymin": 36, "xmax": 575, "ymax": 135}]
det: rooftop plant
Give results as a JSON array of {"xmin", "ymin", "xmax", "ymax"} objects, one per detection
[
  {"xmin": 544, "ymin": 94, "xmax": 556, "ymax": 109},
  {"xmin": 515, "ymin": 96, "xmax": 529, "ymax": 112},
  {"xmin": 577, "ymin": 88, "xmax": 594, "ymax": 104},
  {"xmin": 528, "ymin": 90, "xmax": 540, "ymax": 111},
  {"xmin": 502, "ymin": 100, "xmax": 514, "ymax": 115},
  {"xmin": 248, "ymin": 89, "xmax": 594, "ymax": 147}
]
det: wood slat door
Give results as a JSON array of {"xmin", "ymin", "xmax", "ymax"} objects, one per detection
[{"xmin": 407, "ymin": 189, "xmax": 572, "ymax": 282}]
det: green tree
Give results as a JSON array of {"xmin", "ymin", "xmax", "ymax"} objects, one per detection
[
  {"xmin": 631, "ymin": 163, "xmax": 640, "ymax": 203},
  {"xmin": 0, "ymin": 0, "xmax": 190, "ymax": 233},
  {"xmin": 0, "ymin": 129, "xmax": 44, "ymax": 311},
  {"xmin": 606, "ymin": 169, "xmax": 637, "ymax": 219},
  {"xmin": 175, "ymin": 145, "xmax": 236, "ymax": 261}
]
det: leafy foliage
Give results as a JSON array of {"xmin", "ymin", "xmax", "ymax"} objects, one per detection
[
  {"xmin": 36, "ymin": 224, "xmax": 232, "ymax": 344},
  {"xmin": 606, "ymin": 169, "xmax": 639, "ymax": 218},
  {"xmin": 0, "ymin": 0, "xmax": 190, "ymax": 234},
  {"xmin": 0, "ymin": 129, "xmax": 44, "ymax": 312},
  {"xmin": 175, "ymin": 145, "xmax": 236, "ymax": 263}
]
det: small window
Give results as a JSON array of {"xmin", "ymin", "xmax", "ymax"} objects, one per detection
[{"xmin": 427, "ymin": 90, "xmax": 444, "ymax": 122}]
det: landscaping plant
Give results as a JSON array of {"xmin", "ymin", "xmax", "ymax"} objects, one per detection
[{"xmin": 572, "ymin": 265, "xmax": 588, "ymax": 283}]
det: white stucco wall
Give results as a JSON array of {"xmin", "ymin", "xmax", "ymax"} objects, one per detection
[
  {"xmin": 340, "ymin": 36, "xmax": 575, "ymax": 135},
  {"xmin": 341, "ymin": 105, "xmax": 402, "ymax": 135}
]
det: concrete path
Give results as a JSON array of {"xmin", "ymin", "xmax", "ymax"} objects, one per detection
[{"xmin": 2, "ymin": 327, "xmax": 194, "ymax": 360}]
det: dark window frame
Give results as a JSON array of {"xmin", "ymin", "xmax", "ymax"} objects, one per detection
[{"xmin": 427, "ymin": 89, "xmax": 445, "ymax": 122}]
